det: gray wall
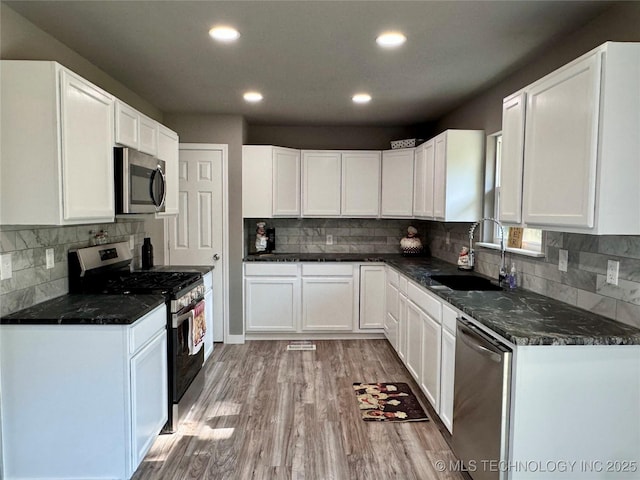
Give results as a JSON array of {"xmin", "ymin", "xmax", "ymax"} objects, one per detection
[
  {"xmin": 246, "ymin": 125, "xmax": 426, "ymax": 150},
  {"xmin": 0, "ymin": 220, "xmax": 148, "ymax": 317},
  {"xmin": 0, "ymin": 3, "xmax": 162, "ymax": 121},
  {"xmin": 163, "ymin": 114, "xmax": 245, "ymax": 336}
]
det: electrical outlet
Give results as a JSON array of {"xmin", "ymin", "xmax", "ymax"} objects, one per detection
[
  {"xmin": 326, "ymin": 234, "xmax": 334, "ymax": 245},
  {"xmin": 606, "ymin": 260, "xmax": 619, "ymax": 285},
  {"xmin": 1, "ymin": 254, "xmax": 12, "ymax": 280},
  {"xmin": 558, "ymin": 249, "xmax": 568, "ymax": 272},
  {"xmin": 129, "ymin": 235, "xmax": 135, "ymax": 250},
  {"xmin": 45, "ymin": 248, "xmax": 55, "ymax": 269},
  {"xmin": 446, "ymin": 232, "xmax": 451, "ymax": 245}
]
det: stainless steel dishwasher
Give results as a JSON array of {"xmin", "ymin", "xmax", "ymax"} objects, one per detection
[{"xmin": 452, "ymin": 317, "xmax": 512, "ymax": 480}]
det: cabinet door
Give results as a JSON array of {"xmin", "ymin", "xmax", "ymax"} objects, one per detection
[
  {"xmin": 242, "ymin": 146, "xmax": 273, "ymax": 218},
  {"xmin": 157, "ymin": 126, "xmax": 179, "ymax": 216},
  {"xmin": 499, "ymin": 92, "xmax": 526, "ymax": 224},
  {"xmin": 423, "ymin": 140, "xmax": 436, "ymax": 218},
  {"xmin": 115, "ymin": 100, "xmax": 139, "ymax": 148},
  {"xmin": 433, "ymin": 133, "xmax": 447, "ymax": 219},
  {"xmin": 273, "ymin": 147, "xmax": 301, "ymax": 216},
  {"xmin": 342, "ymin": 151, "xmax": 381, "ymax": 217},
  {"xmin": 384, "ymin": 312, "xmax": 399, "ymax": 351},
  {"xmin": 245, "ymin": 277, "xmax": 299, "ymax": 332},
  {"xmin": 359, "ymin": 265, "xmax": 385, "ymax": 329},
  {"xmin": 440, "ymin": 327, "xmax": 455, "ymax": 433},
  {"xmin": 130, "ymin": 330, "xmax": 168, "ymax": 470},
  {"xmin": 60, "ymin": 70, "xmax": 115, "ymax": 222},
  {"xmin": 381, "ymin": 149, "xmax": 414, "ymax": 217},
  {"xmin": 302, "ymin": 151, "xmax": 341, "ymax": 216},
  {"xmin": 405, "ymin": 300, "xmax": 424, "ymax": 382},
  {"xmin": 385, "ymin": 278, "xmax": 399, "ymax": 320},
  {"xmin": 523, "ymin": 52, "xmax": 601, "ymax": 228},
  {"xmin": 139, "ymin": 115, "xmax": 158, "ymax": 156},
  {"xmin": 413, "ymin": 144, "xmax": 426, "ymax": 217},
  {"xmin": 397, "ymin": 293, "xmax": 408, "ymax": 362},
  {"xmin": 302, "ymin": 277, "xmax": 354, "ymax": 331},
  {"xmin": 204, "ymin": 287, "xmax": 214, "ymax": 361},
  {"xmin": 420, "ymin": 312, "xmax": 442, "ymax": 412}
]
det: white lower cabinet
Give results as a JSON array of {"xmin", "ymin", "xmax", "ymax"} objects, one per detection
[
  {"xmin": 0, "ymin": 304, "xmax": 168, "ymax": 480},
  {"xmin": 245, "ymin": 277, "xmax": 300, "ymax": 332},
  {"xmin": 440, "ymin": 324, "xmax": 456, "ymax": 433},
  {"xmin": 302, "ymin": 277, "xmax": 354, "ymax": 330},
  {"xmin": 405, "ymin": 299, "xmax": 424, "ymax": 382},
  {"xmin": 420, "ymin": 311, "xmax": 442, "ymax": 412},
  {"xmin": 359, "ymin": 265, "xmax": 386, "ymax": 329}
]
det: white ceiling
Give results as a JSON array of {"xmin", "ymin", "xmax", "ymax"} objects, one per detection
[{"xmin": 5, "ymin": 0, "xmax": 615, "ymax": 126}]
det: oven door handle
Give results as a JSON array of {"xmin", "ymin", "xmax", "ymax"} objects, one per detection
[{"xmin": 173, "ymin": 309, "xmax": 194, "ymax": 329}]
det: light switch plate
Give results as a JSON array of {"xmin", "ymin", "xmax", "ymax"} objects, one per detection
[
  {"xmin": 1, "ymin": 253, "xmax": 12, "ymax": 280},
  {"xmin": 326, "ymin": 234, "xmax": 334, "ymax": 245},
  {"xmin": 606, "ymin": 260, "xmax": 619, "ymax": 285},
  {"xmin": 558, "ymin": 249, "xmax": 568, "ymax": 272},
  {"xmin": 45, "ymin": 248, "xmax": 55, "ymax": 269}
]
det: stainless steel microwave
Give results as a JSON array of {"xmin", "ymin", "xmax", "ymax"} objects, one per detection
[{"xmin": 114, "ymin": 147, "xmax": 166, "ymax": 214}]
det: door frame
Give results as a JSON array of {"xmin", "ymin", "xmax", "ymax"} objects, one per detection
[{"xmin": 164, "ymin": 143, "xmax": 231, "ymax": 344}]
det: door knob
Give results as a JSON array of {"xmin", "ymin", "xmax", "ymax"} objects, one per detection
[{"xmin": 213, "ymin": 253, "xmax": 220, "ymax": 261}]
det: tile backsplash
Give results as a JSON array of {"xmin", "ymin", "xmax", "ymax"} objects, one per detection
[
  {"xmin": 424, "ymin": 222, "xmax": 640, "ymax": 329},
  {"xmin": 244, "ymin": 218, "xmax": 428, "ymax": 256},
  {"xmin": 0, "ymin": 219, "xmax": 147, "ymax": 316}
]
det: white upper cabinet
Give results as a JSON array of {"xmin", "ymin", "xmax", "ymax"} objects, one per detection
[
  {"xmin": 505, "ymin": 42, "xmax": 640, "ymax": 234},
  {"xmin": 431, "ymin": 130, "xmax": 484, "ymax": 222},
  {"xmin": 156, "ymin": 125, "xmax": 180, "ymax": 216},
  {"xmin": 114, "ymin": 100, "xmax": 140, "ymax": 148},
  {"xmin": 381, "ymin": 148, "xmax": 415, "ymax": 217},
  {"xmin": 273, "ymin": 147, "xmax": 301, "ymax": 216},
  {"xmin": 1, "ymin": 61, "xmax": 115, "ymax": 225},
  {"xmin": 341, "ymin": 151, "xmax": 381, "ymax": 217},
  {"xmin": 302, "ymin": 151, "xmax": 342, "ymax": 216},
  {"xmin": 499, "ymin": 91, "xmax": 526, "ymax": 225},
  {"xmin": 242, "ymin": 145, "xmax": 301, "ymax": 218},
  {"xmin": 413, "ymin": 142, "xmax": 427, "ymax": 217},
  {"xmin": 138, "ymin": 114, "xmax": 159, "ymax": 156}
]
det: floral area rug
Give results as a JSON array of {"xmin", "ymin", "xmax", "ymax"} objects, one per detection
[{"xmin": 352, "ymin": 383, "xmax": 429, "ymax": 422}]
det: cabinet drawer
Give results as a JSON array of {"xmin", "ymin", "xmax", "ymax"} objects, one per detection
[
  {"xmin": 408, "ymin": 283, "xmax": 441, "ymax": 323},
  {"xmin": 245, "ymin": 263, "xmax": 298, "ymax": 276},
  {"xmin": 301, "ymin": 263, "xmax": 353, "ymax": 276},
  {"xmin": 130, "ymin": 305, "xmax": 166, "ymax": 355},
  {"xmin": 442, "ymin": 303, "xmax": 458, "ymax": 334}
]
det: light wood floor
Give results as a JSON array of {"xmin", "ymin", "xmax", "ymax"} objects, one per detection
[{"xmin": 132, "ymin": 340, "xmax": 468, "ymax": 480}]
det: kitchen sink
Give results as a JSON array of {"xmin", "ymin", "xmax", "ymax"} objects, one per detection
[{"xmin": 429, "ymin": 274, "xmax": 503, "ymax": 291}]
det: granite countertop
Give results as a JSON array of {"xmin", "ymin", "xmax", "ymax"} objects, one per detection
[
  {"xmin": 1, "ymin": 294, "xmax": 165, "ymax": 325},
  {"xmin": 243, "ymin": 253, "xmax": 640, "ymax": 346}
]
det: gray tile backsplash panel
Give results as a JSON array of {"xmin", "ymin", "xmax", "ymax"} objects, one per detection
[
  {"xmin": 0, "ymin": 219, "xmax": 147, "ymax": 316},
  {"xmin": 244, "ymin": 218, "xmax": 426, "ymax": 256},
  {"xmin": 424, "ymin": 221, "xmax": 640, "ymax": 329}
]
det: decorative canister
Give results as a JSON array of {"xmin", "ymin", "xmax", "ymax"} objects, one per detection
[{"xmin": 400, "ymin": 226, "xmax": 423, "ymax": 256}]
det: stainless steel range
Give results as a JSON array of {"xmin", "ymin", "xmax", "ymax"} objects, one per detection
[{"xmin": 68, "ymin": 241, "xmax": 206, "ymax": 433}]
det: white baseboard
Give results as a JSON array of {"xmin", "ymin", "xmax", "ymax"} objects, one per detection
[
  {"xmin": 245, "ymin": 332, "xmax": 386, "ymax": 341},
  {"xmin": 224, "ymin": 334, "xmax": 245, "ymax": 344}
]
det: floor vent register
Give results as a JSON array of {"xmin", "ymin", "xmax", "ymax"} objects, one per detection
[{"xmin": 286, "ymin": 341, "xmax": 316, "ymax": 351}]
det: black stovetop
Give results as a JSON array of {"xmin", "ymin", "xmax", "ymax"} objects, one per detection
[{"xmin": 77, "ymin": 270, "xmax": 202, "ymax": 296}]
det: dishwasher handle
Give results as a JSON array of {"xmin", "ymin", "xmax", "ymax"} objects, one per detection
[{"xmin": 457, "ymin": 320, "xmax": 507, "ymax": 363}]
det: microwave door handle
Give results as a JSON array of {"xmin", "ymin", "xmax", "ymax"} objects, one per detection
[
  {"xmin": 149, "ymin": 166, "xmax": 166, "ymax": 208},
  {"xmin": 157, "ymin": 166, "xmax": 166, "ymax": 208}
]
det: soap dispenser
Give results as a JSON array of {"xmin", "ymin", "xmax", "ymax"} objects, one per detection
[{"xmin": 508, "ymin": 263, "xmax": 517, "ymax": 289}]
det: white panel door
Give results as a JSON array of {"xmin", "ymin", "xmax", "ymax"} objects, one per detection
[
  {"xmin": 499, "ymin": 92, "xmax": 526, "ymax": 224},
  {"xmin": 359, "ymin": 265, "xmax": 385, "ymax": 329},
  {"xmin": 302, "ymin": 151, "xmax": 342, "ymax": 216},
  {"xmin": 273, "ymin": 147, "xmax": 301, "ymax": 216},
  {"xmin": 420, "ymin": 312, "xmax": 442, "ymax": 411},
  {"xmin": 168, "ymin": 146, "xmax": 225, "ymax": 342},
  {"xmin": 245, "ymin": 278, "xmax": 299, "ymax": 331},
  {"xmin": 433, "ymin": 133, "xmax": 447, "ymax": 219},
  {"xmin": 342, "ymin": 151, "xmax": 381, "ymax": 217},
  {"xmin": 523, "ymin": 52, "xmax": 601, "ymax": 228},
  {"xmin": 302, "ymin": 277, "xmax": 354, "ymax": 331},
  {"xmin": 60, "ymin": 70, "xmax": 115, "ymax": 222},
  {"xmin": 114, "ymin": 100, "xmax": 139, "ymax": 148},
  {"xmin": 381, "ymin": 149, "xmax": 414, "ymax": 217}
]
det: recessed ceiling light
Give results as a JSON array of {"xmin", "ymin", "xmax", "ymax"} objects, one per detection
[
  {"xmin": 352, "ymin": 93, "xmax": 372, "ymax": 104},
  {"xmin": 209, "ymin": 26, "xmax": 240, "ymax": 43},
  {"xmin": 244, "ymin": 91, "xmax": 263, "ymax": 103},
  {"xmin": 376, "ymin": 31, "xmax": 406, "ymax": 48}
]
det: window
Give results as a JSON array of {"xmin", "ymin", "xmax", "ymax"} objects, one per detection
[{"xmin": 482, "ymin": 132, "xmax": 544, "ymax": 257}]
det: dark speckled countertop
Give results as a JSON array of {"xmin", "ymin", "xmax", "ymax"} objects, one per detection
[
  {"xmin": 1, "ymin": 294, "xmax": 165, "ymax": 325},
  {"xmin": 244, "ymin": 253, "xmax": 640, "ymax": 346}
]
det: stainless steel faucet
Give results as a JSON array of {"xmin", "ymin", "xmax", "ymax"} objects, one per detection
[{"xmin": 468, "ymin": 217, "xmax": 508, "ymax": 285}]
